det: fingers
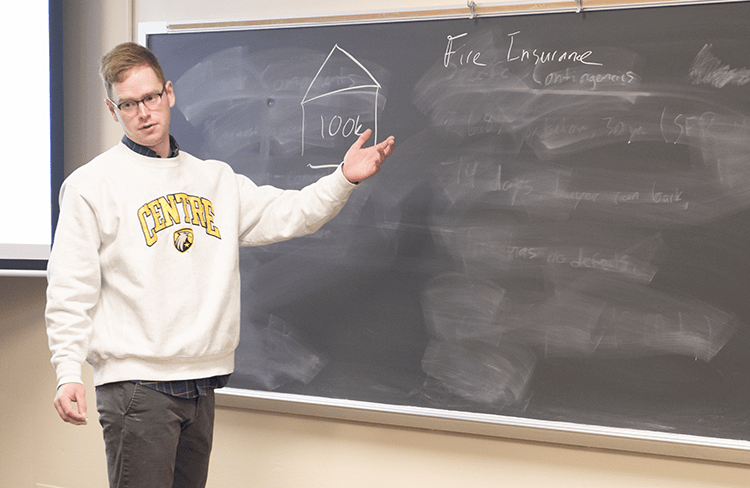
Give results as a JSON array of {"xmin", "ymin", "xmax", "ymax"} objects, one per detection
[
  {"xmin": 363, "ymin": 136, "xmax": 394, "ymax": 169},
  {"xmin": 370, "ymin": 137, "xmax": 395, "ymax": 168},
  {"xmin": 74, "ymin": 390, "xmax": 88, "ymax": 423},
  {"xmin": 350, "ymin": 128, "xmax": 373, "ymax": 151},
  {"xmin": 54, "ymin": 383, "xmax": 88, "ymax": 425},
  {"xmin": 342, "ymin": 131, "xmax": 395, "ymax": 183},
  {"xmin": 350, "ymin": 130, "xmax": 392, "ymax": 155},
  {"xmin": 376, "ymin": 136, "xmax": 395, "ymax": 159},
  {"xmin": 54, "ymin": 398, "xmax": 87, "ymax": 425}
]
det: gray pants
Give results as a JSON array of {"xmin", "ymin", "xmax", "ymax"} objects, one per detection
[{"xmin": 96, "ymin": 381, "xmax": 215, "ymax": 488}]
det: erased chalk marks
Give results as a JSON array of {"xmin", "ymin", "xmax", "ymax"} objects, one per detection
[
  {"xmin": 173, "ymin": 45, "xmax": 387, "ymax": 171},
  {"xmin": 233, "ymin": 314, "xmax": 328, "ymax": 391}
]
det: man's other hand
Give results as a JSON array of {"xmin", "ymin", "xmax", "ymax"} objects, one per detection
[{"xmin": 54, "ymin": 382, "xmax": 88, "ymax": 425}]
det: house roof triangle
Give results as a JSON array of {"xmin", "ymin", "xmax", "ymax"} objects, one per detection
[{"xmin": 302, "ymin": 44, "xmax": 381, "ymax": 105}]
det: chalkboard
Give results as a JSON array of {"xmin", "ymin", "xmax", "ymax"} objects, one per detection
[{"xmin": 146, "ymin": 1, "xmax": 750, "ymax": 461}]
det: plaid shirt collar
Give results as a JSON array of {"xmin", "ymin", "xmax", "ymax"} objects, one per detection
[{"xmin": 122, "ymin": 134, "xmax": 180, "ymax": 158}]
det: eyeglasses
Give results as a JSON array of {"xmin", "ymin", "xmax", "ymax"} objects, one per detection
[{"xmin": 109, "ymin": 87, "xmax": 165, "ymax": 115}]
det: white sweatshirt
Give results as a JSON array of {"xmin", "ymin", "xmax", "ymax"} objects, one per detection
[{"xmin": 46, "ymin": 142, "xmax": 356, "ymax": 388}]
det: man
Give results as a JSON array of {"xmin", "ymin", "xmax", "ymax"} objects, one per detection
[{"xmin": 46, "ymin": 42, "xmax": 394, "ymax": 488}]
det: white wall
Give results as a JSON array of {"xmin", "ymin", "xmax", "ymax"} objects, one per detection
[{"xmin": 2, "ymin": 1, "xmax": 749, "ymax": 486}]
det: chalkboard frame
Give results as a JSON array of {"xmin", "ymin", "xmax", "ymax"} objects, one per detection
[{"xmin": 141, "ymin": 0, "xmax": 750, "ymax": 465}]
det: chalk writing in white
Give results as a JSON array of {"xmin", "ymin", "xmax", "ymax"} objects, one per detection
[
  {"xmin": 660, "ymin": 107, "xmax": 717, "ymax": 145},
  {"xmin": 320, "ymin": 115, "xmax": 365, "ymax": 139},
  {"xmin": 507, "ymin": 246, "xmax": 653, "ymax": 279},
  {"xmin": 603, "ymin": 116, "xmax": 646, "ymax": 144},
  {"xmin": 301, "ymin": 44, "xmax": 382, "ymax": 162},
  {"xmin": 444, "ymin": 33, "xmax": 487, "ymax": 68},
  {"xmin": 506, "ymin": 31, "xmax": 603, "ymax": 67}
]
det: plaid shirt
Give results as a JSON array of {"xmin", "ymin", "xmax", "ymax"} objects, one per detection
[
  {"xmin": 136, "ymin": 376, "xmax": 229, "ymax": 399},
  {"xmin": 123, "ymin": 135, "xmax": 230, "ymax": 398},
  {"xmin": 121, "ymin": 134, "xmax": 180, "ymax": 158}
]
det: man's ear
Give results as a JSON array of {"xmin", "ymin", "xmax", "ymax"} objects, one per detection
[
  {"xmin": 165, "ymin": 80, "xmax": 176, "ymax": 108},
  {"xmin": 105, "ymin": 99, "xmax": 119, "ymax": 122}
]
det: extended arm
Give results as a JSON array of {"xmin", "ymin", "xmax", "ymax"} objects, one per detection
[{"xmin": 238, "ymin": 129, "xmax": 395, "ymax": 246}]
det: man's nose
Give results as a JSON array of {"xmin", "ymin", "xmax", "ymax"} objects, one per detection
[{"xmin": 136, "ymin": 101, "xmax": 150, "ymax": 117}]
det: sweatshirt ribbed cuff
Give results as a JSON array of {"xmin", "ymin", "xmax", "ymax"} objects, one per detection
[{"xmin": 55, "ymin": 360, "xmax": 83, "ymax": 388}]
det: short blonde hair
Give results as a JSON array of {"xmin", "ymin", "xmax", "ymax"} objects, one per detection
[{"xmin": 100, "ymin": 42, "xmax": 167, "ymax": 100}]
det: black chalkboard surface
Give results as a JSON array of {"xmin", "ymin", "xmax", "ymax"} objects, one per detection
[{"xmin": 148, "ymin": 0, "xmax": 750, "ymax": 457}]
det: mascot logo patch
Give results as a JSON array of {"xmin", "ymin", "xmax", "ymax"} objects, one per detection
[{"xmin": 174, "ymin": 228, "xmax": 194, "ymax": 253}]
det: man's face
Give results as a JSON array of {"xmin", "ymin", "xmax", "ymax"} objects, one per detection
[{"xmin": 106, "ymin": 65, "xmax": 175, "ymax": 157}]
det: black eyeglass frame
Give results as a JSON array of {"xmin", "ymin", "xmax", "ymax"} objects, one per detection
[{"xmin": 108, "ymin": 86, "xmax": 166, "ymax": 113}]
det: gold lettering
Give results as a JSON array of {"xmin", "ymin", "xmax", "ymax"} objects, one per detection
[
  {"xmin": 159, "ymin": 195, "xmax": 182, "ymax": 227},
  {"xmin": 202, "ymin": 198, "xmax": 221, "ymax": 239},
  {"xmin": 137, "ymin": 204, "xmax": 158, "ymax": 246},
  {"xmin": 174, "ymin": 193, "xmax": 192, "ymax": 223},
  {"xmin": 139, "ymin": 193, "xmax": 222, "ymax": 246},
  {"xmin": 148, "ymin": 200, "xmax": 167, "ymax": 233},
  {"xmin": 182, "ymin": 195, "xmax": 205, "ymax": 227},
  {"xmin": 193, "ymin": 198, "xmax": 207, "ymax": 227}
]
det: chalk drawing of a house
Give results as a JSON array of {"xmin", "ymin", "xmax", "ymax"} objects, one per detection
[{"xmin": 301, "ymin": 45, "xmax": 382, "ymax": 161}]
